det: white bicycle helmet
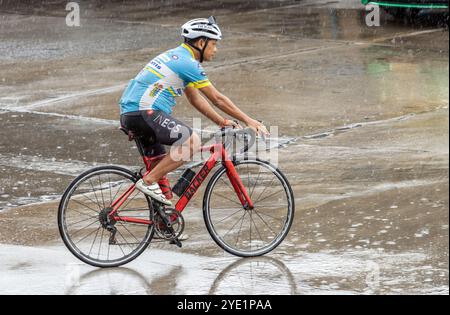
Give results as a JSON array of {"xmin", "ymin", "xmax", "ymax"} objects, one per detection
[{"xmin": 181, "ymin": 16, "xmax": 222, "ymax": 41}]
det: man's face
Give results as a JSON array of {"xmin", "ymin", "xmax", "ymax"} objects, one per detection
[{"xmin": 200, "ymin": 39, "xmax": 218, "ymax": 62}]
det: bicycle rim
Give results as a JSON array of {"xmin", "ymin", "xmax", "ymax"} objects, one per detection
[
  {"xmin": 203, "ymin": 159, "xmax": 294, "ymax": 257},
  {"xmin": 58, "ymin": 166, "xmax": 154, "ymax": 268}
]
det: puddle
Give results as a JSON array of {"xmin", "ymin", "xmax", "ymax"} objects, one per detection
[{"xmin": 0, "ymin": 244, "xmax": 447, "ymax": 295}]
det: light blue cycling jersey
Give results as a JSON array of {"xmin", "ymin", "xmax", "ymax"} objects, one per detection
[{"xmin": 119, "ymin": 44, "xmax": 211, "ymax": 115}]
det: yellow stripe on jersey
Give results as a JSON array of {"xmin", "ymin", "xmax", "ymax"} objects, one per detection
[
  {"xmin": 181, "ymin": 43, "xmax": 195, "ymax": 59},
  {"xmin": 167, "ymin": 87, "xmax": 177, "ymax": 97},
  {"xmin": 187, "ymin": 80, "xmax": 212, "ymax": 89},
  {"xmin": 145, "ymin": 67, "xmax": 165, "ymax": 79},
  {"xmin": 195, "ymin": 80, "xmax": 212, "ymax": 89}
]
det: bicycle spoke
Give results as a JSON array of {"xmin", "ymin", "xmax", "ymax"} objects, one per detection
[
  {"xmin": 89, "ymin": 179, "xmax": 103, "ymax": 211},
  {"xmin": 235, "ymin": 211, "xmax": 247, "ymax": 247},
  {"xmin": 73, "ymin": 195, "xmax": 102, "ymax": 214},
  {"xmin": 249, "ymin": 212, "xmax": 264, "ymax": 242},
  {"xmin": 75, "ymin": 225, "xmax": 101, "ymax": 245},
  {"xmin": 254, "ymin": 189, "xmax": 285, "ymax": 205},
  {"xmin": 68, "ymin": 200, "xmax": 100, "ymax": 216},
  {"xmin": 67, "ymin": 215, "xmax": 98, "ymax": 228},
  {"xmin": 223, "ymin": 212, "xmax": 247, "ymax": 240},
  {"xmin": 114, "ymin": 232, "xmax": 127, "ymax": 257},
  {"xmin": 249, "ymin": 211, "xmax": 252, "ymax": 250},
  {"xmin": 120, "ymin": 189, "xmax": 141, "ymax": 212},
  {"xmin": 79, "ymin": 192, "xmax": 104, "ymax": 212},
  {"xmin": 108, "ymin": 174, "xmax": 113, "ymax": 204},
  {"xmin": 115, "ymin": 228, "xmax": 136, "ymax": 250},
  {"xmin": 70, "ymin": 219, "xmax": 101, "ymax": 239},
  {"xmin": 220, "ymin": 176, "xmax": 235, "ymax": 193},
  {"xmin": 247, "ymin": 164, "xmax": 250, "ymax": 190},
  {"xmin": 117, "ymin": 221, "xmax": 143, "ymax": 244},
  {"xmin": 98, "ymin": 175, "xmax": 106, "ymax": 209},
  {"xmin": 215, "ymin": 208, "xmax": 244, "ymax": 224},
  {"xmin": 252, "ymin": 210, "xmax": 277, "ymax": 236},
  {"xmin": 212, "ymin": 191, "xmax": 242, "ymax": 206},
  {"xmin": 253, "ymin": 176, "xmax": 277, "ymax": 205},
  {"xmin": 111, "ymin": 180, "xmax": 127, "ymax": 207},
  {"xmin": 254, "ymin": 210, "xmax": 286, "ymax": 222},
  {"xmin": 211, "ymin": 207, "xmax": 242, "ymax": 211},
  {"xmin": 250, "ymin": 170, "xmax": 263, "ymax": 199},
  {"xmin": 255, "ymin": 204, "xmax": 288, "ymax": 209},
  {"xmin": 98, "ymin": 228, "xmax": 105, "ymax": 259},
  {"xmin": 88, "ymin": 226, "xmax": 101, "ymax": 256}
]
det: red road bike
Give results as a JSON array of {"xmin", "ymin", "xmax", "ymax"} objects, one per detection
[{"xmin": 58, "ymin": 126, "xmax": 295, "ymax": 268}]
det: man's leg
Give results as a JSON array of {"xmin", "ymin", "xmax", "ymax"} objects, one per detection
[
  {"xmin": 142, "ymin": 132, "xmax": 201, "ymax": 185},
  {"xmin": 134, "ymin": 110, "xmax": 199, "ymax": 206}
]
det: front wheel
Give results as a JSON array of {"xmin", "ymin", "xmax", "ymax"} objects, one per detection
[{"xmin": 203, "ymin": 159, "xmax": 295, "ymax": 257}]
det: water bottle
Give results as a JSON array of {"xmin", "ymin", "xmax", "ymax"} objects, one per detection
[{"xmin": 172, "ymin": 169, "xmax": 196, "ymax": 197}]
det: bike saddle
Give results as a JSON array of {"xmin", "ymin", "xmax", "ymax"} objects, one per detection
[
  {"xmin": 119, "ymin": 126, "xmax": 143, "ymax": 142},
  {"xmin": 119, "ymin": 126, "xmax": 158, "ymax": 160}
]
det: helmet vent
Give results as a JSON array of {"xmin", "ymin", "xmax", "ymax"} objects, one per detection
[{"xmin": 191, "ymin": 28, "xmax": 218, "ymax": 36}]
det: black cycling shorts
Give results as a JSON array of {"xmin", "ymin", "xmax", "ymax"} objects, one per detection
[{"xmin": 120, "ymin": 110, "xmax": 193, "ymax": 157}]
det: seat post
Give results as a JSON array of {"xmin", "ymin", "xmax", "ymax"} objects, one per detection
[
  {"xmin": 134, "ymin": 138, "xmax": 147, "ymax": 158},
  {"xmin": 120, "ymin": 126, "xmax": 147, "ymax": 159}
]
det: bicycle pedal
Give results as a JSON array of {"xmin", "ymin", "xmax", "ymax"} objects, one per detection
[{"xmin": 170, "ymin": 238, "xmax": 183, "ymax": 248}]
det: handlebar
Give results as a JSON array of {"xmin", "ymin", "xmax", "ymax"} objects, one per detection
[{"xmin": 214, "ymin": 126, "xmax": 257, "ymax": 154}]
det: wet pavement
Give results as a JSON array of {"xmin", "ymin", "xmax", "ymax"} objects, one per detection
[
  {"xmin": 1, "ymin": 243, "xmax": 447, "ymax": 295},
  {"xmin": 0, "ymin": 0, "xmax": 448, "ymax": 294}
]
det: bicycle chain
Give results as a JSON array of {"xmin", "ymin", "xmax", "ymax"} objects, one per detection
[{"xmin": 154, "ymin": 208, "xmax": 185, "ymax": 241}]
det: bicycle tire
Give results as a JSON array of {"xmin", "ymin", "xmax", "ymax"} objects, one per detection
[
  {"xmin": 203, "ymin": 159, "xmax": 295, "ymax": 257},
  {"xmin": 58, "ymin": 166, "xmax": 155, "ymax": 268}
]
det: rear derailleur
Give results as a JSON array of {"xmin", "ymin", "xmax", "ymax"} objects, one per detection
[{"xmin": 99, "ymin": 207, "xmax": 118, "ymax": 245}]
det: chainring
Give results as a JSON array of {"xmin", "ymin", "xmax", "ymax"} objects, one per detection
[{"xmin": 154, "ymin": 208, "xmax": 185, "ymax": 240}]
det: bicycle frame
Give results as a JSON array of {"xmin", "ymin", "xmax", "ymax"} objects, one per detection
[{"xmin": 108, "ymin": 143, "xmax": 254, "ymax": 226}]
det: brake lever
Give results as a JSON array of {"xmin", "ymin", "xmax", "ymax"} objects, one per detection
[
  {"xmin": 260, "ymin": 133, "xmax": 267, "ymax": 142},
  {"xmin": 256, "ymin": 119, "xmax": 268, "ymax": 142}
]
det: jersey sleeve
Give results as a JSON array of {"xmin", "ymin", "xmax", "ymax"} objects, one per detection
[{"xmin": 181, "ymin": 61, "xmax": 212, "ymax": 89}]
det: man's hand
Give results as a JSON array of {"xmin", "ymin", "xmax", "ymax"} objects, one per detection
[
  {"xmin": 246, "ymin": 119, "xmax": 270, "ymax": 136},
  {"xmin": 221, "ymin": 119, "xmax": 242, "ymax": 129}
]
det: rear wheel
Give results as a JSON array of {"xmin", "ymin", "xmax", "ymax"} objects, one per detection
[
  {"xmin": 58, "ymin": 166, "xmax": 155, "ymax": 268},
  {"xmin": 203, "ymin": 159, "xmax": 295, "ymax": 257}
]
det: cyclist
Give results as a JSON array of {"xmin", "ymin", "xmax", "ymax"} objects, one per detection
[{"xmin": 119, "ymin": 16, "xmax": 268, "ymax": 207}]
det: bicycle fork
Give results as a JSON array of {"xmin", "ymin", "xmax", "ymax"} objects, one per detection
[{"xmin": 224, "ymin": 159, "xmax": 255, "ymax": 210}]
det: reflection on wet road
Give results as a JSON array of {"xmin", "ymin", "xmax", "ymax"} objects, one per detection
[{"xmin": 1, "ymin": 244, "xmax": 447, "ymax": 295}]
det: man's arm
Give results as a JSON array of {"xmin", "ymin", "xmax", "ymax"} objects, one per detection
[
  {"xmin": 184, "ymin": 86, "xmax": 228, "ymax": 127},
  {"xmin": 199, "ymin": 84, "xmax": 269, "ymax": 135}
]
